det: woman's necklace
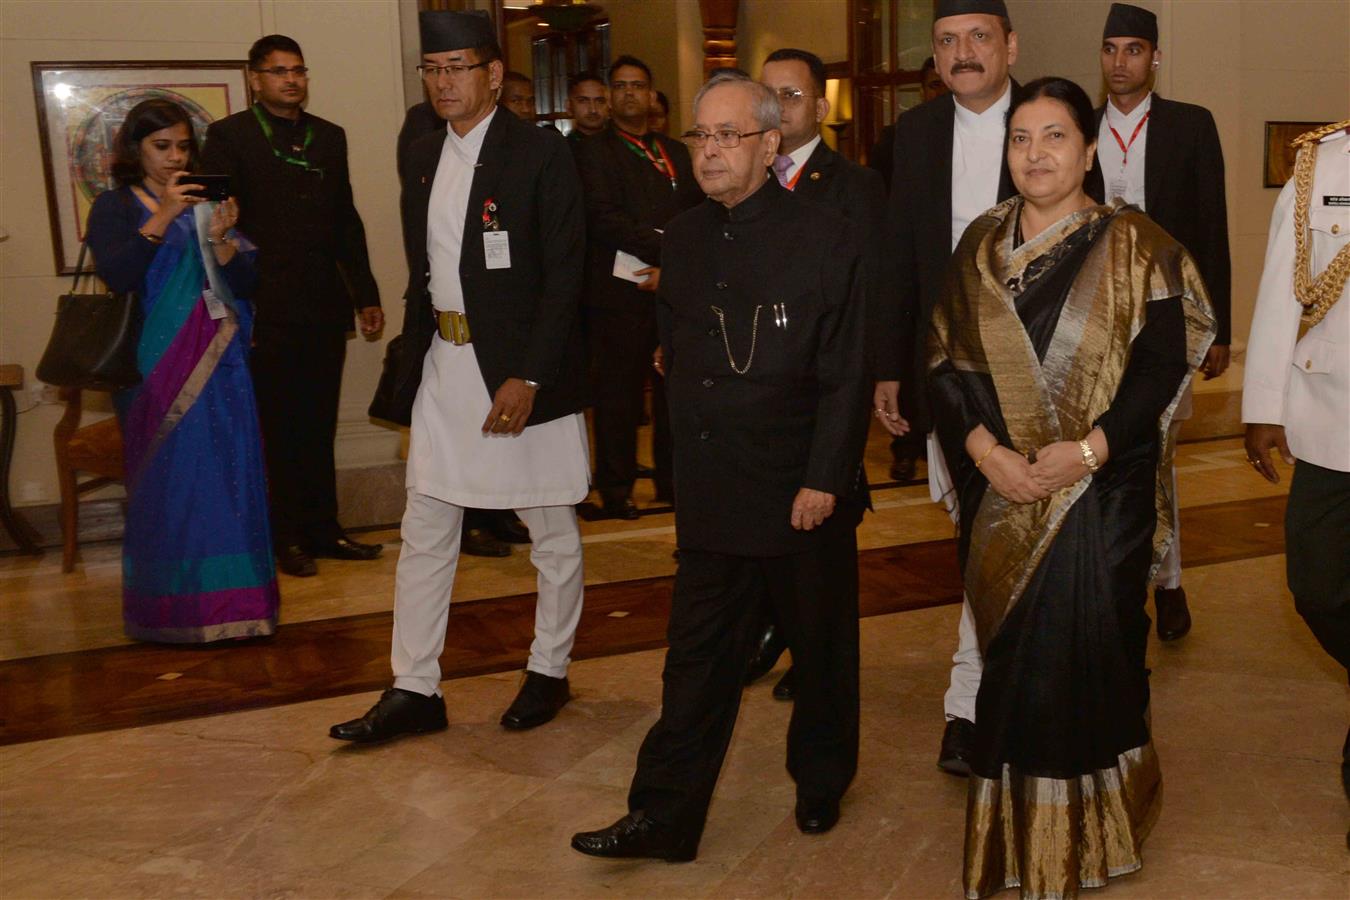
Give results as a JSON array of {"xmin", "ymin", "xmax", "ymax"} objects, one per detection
[{"xmin": 710, "ymin": 305, "xmax": 763, "ymax": 375}]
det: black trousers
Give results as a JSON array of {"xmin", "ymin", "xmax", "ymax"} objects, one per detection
[
  {"xmin": 1286, "ymin": 460, "xmax": 1350, "ymax": 673},
  {"xmin": 588, "ymin": 305, "xmax": 671, "ymax": 502},
  {"xmin": 251, "ymin": 323, "xmax": 346, "ymax": 548},
  {"xmin": 628, "ymin": 520, "xmax": 860, "ymax": 846}
]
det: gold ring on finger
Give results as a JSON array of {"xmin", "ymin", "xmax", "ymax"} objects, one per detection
[{"xmin": 498, "ymin": 414, "xmax": 511, "ymax": 424}]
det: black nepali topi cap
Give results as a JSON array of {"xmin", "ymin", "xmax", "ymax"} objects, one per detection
[
  {"xmin": 1103, "ymin": 3, "xmax": 1158, "ymax": 44},
  {"xmin": 934, "ymin": 0, "xmax": 1010, "ymax": 22},
  {"xmin": 419, "ymin": 9, "xmax": 498, "ymax": 55}
]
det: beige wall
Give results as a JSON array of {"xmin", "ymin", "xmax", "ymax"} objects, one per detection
[
  {"xmin": 1006, "ymin": 0, "xmax": 1350, "ymax": 400},
  {"xmin": 740, "ymin": 0, "xmax": 849, "ymax": 74},
  {"xmin": 0, "ymin": 0, "xmax": 407, "ymax": 508}
]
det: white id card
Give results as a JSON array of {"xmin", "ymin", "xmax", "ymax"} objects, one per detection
[
  {"xmin": 1108, "ymin": 177, "xmax": 1129, "ymax": 202},
  {"xmin": 483, "ymin": 231, "xmax": 511, "ymax": 269},
  {"xmin": 202, "ymin": 287, "xmax": 229, "ymax": 320}
]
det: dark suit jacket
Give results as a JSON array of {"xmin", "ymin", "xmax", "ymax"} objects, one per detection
[
  {"xmin": 396, "ymin": 101, "xmax": 442, "ymax": 182},
  {"xmin": 371, "ymin": 109, "xmax": 587, "ymax": 427},
  {"xmin": 657, "ymin": 179, "xmax": 870, "ymax": 556},
  {"xmin": 875, "ymin": 91, "xmax": 1016, "ymax": 432},
  {"xmin": 574, "ymin": 126, "xmax": 703, "ymax": 312},
  {"xmin": 200, "ymin": 106, "xmax": 379, "ymax": 328},
  {"xmin": 1088, "ymin": 95, "xmax": 1232, "ymax": 344},
  {"xmin": 792, "ymin": 139, "xmax": 888, "ymax": 371}
]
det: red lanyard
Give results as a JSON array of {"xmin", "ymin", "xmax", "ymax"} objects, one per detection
[
  {"xmin": 1108, "ymin": 110, "xmax": 1150, "ymax": 166},
  {"xmin": 784, "ymin": 165, "xmax": 805, "ymax": 191},
  {"xmin": 617, "ymin": 129, "xmax": 678, "ymax": 189}
]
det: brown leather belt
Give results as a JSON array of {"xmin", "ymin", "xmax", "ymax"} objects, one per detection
[{"xmin": 435, "ymin": 310, "xmax": 471, "ymax": 344}]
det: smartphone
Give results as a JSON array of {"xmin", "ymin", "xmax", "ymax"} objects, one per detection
[{"xmin": 180, "ymin": 174, "xmax": 231, "ymax": 202}]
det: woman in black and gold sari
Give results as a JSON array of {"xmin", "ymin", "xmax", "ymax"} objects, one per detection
[{"xmin": 928, "ymin": 78, "xmax": 1215, "ymax": 898}]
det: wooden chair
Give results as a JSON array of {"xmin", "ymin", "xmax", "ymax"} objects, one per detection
[{"xmin": 54, "ymin": 388, "xmax": 124, "ymax": 572}]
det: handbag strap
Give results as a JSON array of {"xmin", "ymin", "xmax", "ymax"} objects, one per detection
[{"xmin": 70, "ymin": 241, "xmax": 91, "ymax": 293}]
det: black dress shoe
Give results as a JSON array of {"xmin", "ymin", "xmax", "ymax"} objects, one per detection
[
  {"xmin": 889, "ymin": 457, "xmax": 917, "ymax": 482},
  {"xmin": 276, "ymin": 544, "xmax": 317, "ymax": 578},
  {"xmin": 462, "ymin": 526, "xmax": 510, "ymax": 558},
  {"xmin": 329, "ymin": 688, "xmax": 447, "ymax": 743},
  {"xmin": 743, "ymin": 622, "xmax": 787, "ymax": 684},
  {"xmin": 307, "ymin": 536, "xmax": 383, "ymax": 561},
  {"xmin": 500, "ymin": 671, "xmax": 570, "ymax": 730},
  {"xmin": 772, "ymin": 667, "xmax": 796, "ymax": 701},
  {"xmin": 485, "ymin": 510, "xmax": 531, "ymax": 544},
  {"xmin": 571, "ymin": 812, "xmax": 696, "ymax": 862},
  {"xmin": 1154, "ymin": 586, "xmax": 1192, "ymax": 641},
  {"xmin": 938, "ymin": 717, "xmax": 975, "ymax": 776},
  {"xmin": 794, "ymin": 797, "xmax": 840, "ymax": 834},
  {"xmin": 604, "ymin": 498, "xmax": 641, "ymax": 520}
]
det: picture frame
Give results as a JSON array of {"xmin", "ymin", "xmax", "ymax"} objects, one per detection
[
  {"xmin": 31, "ymin": 60, "xmax": 251, "ymax": 274},
  {"xmin": 1263, "ymin": 120, "xmax": 1330, "ymax": 189}
]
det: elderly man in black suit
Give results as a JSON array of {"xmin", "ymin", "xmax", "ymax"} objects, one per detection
[
  {"xmin": 740, "ymin": 49, "xmax": 892, "ymax": 701},
  {"xmin": 1088, "ymin": 2, "xmax": 1233, "ymax": 643},
  {"xmin": 572, "ymin": 73, "xmax": 871, "ymax": 860},
  {"xmin": 575, "ymin": 55, "xmax": 703, "ymax": 519},
  {"xmin": 331, "ymin": 9, "xmax": 589, "ymax": 743},
  {"xmin": 201, "ymin": 34, "xmax": 384, "ymax": 578},
  {"xmin": 871, "ymin": 0, "xmax": 1018, "ymax": 778}
]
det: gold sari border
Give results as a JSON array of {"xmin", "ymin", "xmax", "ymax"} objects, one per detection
[
  {"xmin": 964, "ymin": 742, "xmax": 1163, "ymax": 900},
  {"xmin": 124, "ymin": 615, "xmax": 277, "ymax": 645}
]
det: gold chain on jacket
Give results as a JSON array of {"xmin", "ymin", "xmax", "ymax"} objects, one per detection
[{"xmin": 1290, "ymin": 119, "xmax": 1350, "ymax": 327}]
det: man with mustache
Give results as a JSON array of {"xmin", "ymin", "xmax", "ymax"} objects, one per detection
[
  {"xmin": 1088, "ymin": 2, "xmax": 1233, "ymax": 644},
  {"xmin": 201, "ymin": 34, "xmax": 384, "ymax": 579},
  {"xmin": 870, "ymin": 0, "xmax": 1018, "ymax": 777}
]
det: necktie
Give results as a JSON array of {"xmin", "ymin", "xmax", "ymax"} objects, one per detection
[{"xmin": 772, "ymin": 154, "xmax": 793, "ymax": 187}]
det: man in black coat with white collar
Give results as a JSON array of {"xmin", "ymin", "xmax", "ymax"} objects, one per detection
[{"xmin": 334, "ymin": 10, "xmax": 589, "ymax": 744}]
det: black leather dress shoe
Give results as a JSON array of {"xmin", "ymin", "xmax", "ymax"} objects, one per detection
[
  {"xmin": 276, "ymin": 544, "xmax": 317, "ymax": 578},
  {"xmin": 500, "ymin": 671, "xmax": 570, "ymax": 730},
  {"xmin": 1154, "ymin": 586, "xmax": 1192, "ymax": 641},
  {"xmin": 743, "ymin": 623, "xmax": 787, "ymax": 684},
  {"xmin": 571, "ymin": 812, "xmax": 696, "ymax": 862},
  {"xmin": 794, "ymin": 797, "xmax": 840, "ymax": 834},
  {"xmin": 604, "ymin": 498, "xmax": 641, "ymax": 520},
  {"xmin": 485, "ymin": 510, "xmax": 531, "ymax": 544},
  {"xmin": 462, "ymin": 526, "xmax": 511, "ymax": 558},
  {"xmin": 938, "ymin": 717, "xmax": 975, "ymax": 776},
  {"xmin": 307, "ymin": 536, "xmax": 383, "ymax": 561},
  {"xmin": 329, "ymin": 688, "xmax": 447, "ymax": 743},
  {"xmin": 772, "ymin": 667, "xmax": 796, "ymax": 701},
  {"xmin": 889, "ymin": 457, "xmax": 917, "ymax": 482}
]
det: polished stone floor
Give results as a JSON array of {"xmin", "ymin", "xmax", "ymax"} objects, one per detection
[{"xmin": 1, "ymin": 436, "xmax": 1346, "ymax": 898}]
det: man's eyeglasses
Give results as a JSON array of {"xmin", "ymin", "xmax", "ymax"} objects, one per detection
[
  {"xmin": 680, "ymin": 129, "xmax": 768, "ymax": 149},
  {"xmin": 254, "ymin": 65, "xmax": 309, "ymax": 78},
  {"xmin": 775, "ymin": 87, "xmax": 806, "ymax": 105},
  {"xmin": 417, "ymin": 61, "xmax": 490, "ymax": 80}
]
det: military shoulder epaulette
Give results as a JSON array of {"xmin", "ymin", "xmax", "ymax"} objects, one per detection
[{"xmin": 1290, "ymin": 118, "xmax": 1350, "ymax": 149}]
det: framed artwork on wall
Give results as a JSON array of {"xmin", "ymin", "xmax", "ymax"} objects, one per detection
[
  {"xmin": 1263, "ymin": 120, "xmax": 1331, "ymax": 189},
  {"xmin": 31, "ymin": 60, "xmax": 251, "ymax": 274}
]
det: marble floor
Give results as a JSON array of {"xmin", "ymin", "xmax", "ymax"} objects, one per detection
[{"xmin": 1, "ymin": 436, "xmax": 1347, "ymax": 898}]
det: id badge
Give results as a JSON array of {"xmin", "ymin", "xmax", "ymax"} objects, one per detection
[
  {"xmin": 483, "ymin": 231, "xmax": 511, "ymax": 269},
  {"xmin": 1108, "ymin": 177, "xmax": 1129, "ymax": 202},
  {"xmin": 202, "ymin": 287, "xmax": 228, "ymax": 320}
]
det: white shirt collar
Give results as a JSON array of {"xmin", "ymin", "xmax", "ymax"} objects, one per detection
[
  {"xmin": 953, "ymin": 81, "xmax": 1012, "ymax": 135},
  {"xmin": 1106, "ymin": 91, "xmax": 1153, "ymax": 129},
  {"xmin": 447, "ymin": 106, "xmax": 497, "ymax": 160},
  {"xmin": 787, "ymin": 134, "xmax": 822, "ymax": 173}
]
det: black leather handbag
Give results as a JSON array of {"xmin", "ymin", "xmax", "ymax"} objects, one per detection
[
  {"xmin": 368, "ymin": 329, "xmax": 433, "ymax": 427},
  {"xmin": 36, "ymin": 241, "xmax": 142, "ymax": 391}
]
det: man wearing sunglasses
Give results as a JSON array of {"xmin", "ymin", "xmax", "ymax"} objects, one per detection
[{"xmin": 201, "ymin": 34, "xmax": 384, "ymax": 579}]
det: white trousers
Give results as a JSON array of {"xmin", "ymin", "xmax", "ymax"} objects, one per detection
[
  {"xmin": 928, "ymin": 434, "xmax": 982, "ymax": 723},
  {"xmin": 390, "ymin": 490, "xmax": 585, "ymax": 697}
]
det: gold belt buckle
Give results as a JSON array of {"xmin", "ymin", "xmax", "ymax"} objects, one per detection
[{"xmin": 436, "ymin": 310, "xmax": 471, "ymax": 344}]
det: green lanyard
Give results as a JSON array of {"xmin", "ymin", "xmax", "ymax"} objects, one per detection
[{"xmin": 251, "ymin": 103, "xmax": 320, "ymax": 174}]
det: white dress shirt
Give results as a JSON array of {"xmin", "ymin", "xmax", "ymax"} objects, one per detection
[
  {"xmin": 951, "ymin": 82, "xmax": 1012, "ymax": 253},
  {"xmin": 427, "ymin": 108, "xmax": 494, "ymax": 311},
  {"xmin": 1098, "ymin": 92, "xmax": 1152, "ymax": 209},
  {"xmin": 782, "ymin": 134, "xmax": 822, "ymax": 186}
]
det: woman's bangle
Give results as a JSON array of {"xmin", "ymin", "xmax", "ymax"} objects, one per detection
[
  {"xmin": 205, "ymin": 236, "xmax": 234, "ymax": 247},
  {"xmin": 138, "ymin": 229, "xmax": 163, "ymax": 245},
  {"xmin": 1079, "ymin": 438, "xmax": 1101, "ymax": 473},
  {"xmin": 974, "ymin": 442, "xmax": 998, "ymax": 470}
]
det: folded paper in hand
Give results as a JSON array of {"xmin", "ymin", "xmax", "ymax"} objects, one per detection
[{"xmin": 613, "ymin": 250, "xmax": 653, "ymax": 284}]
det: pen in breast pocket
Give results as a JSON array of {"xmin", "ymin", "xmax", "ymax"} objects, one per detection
[{"xmin": 773, "ymin": 302, "xmax": 788, "ymax": 329}]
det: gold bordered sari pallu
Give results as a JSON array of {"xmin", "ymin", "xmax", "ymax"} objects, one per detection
[{"xmin": 929, "ymin": 197, "xmax": 1215, "ymax": 899}]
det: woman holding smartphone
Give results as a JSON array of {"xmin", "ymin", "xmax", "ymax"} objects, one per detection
[{"xmin": 86, "ymin": 97, "xmax": 279, "ymax": 643}]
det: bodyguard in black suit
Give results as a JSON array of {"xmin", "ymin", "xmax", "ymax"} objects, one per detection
[
  {"xmin": 334, "ymin": 11, "xmax": 589, "ymax": 745},
  {"xmin": 574, "ymin": 56, "xmax": 703, "ymax": 518},
  {"xmin": 572, "ymin": 75, "xmax": 870, "ymax": 861},
  {"xmin": 871, "ymin": 0, "xmax": 1019, "ymax": 777},
  {"xmin": 741, "ymin": 49, "xmax": 889, "ymax": 700},
  {"xmin": 200, "ymin": 35, "xmax": 383, "ymax": 577}
]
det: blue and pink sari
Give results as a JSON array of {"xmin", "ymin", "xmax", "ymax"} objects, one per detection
[{"xmin": 112, "ymin": 197, "xmax": 278, "ymax": 642}]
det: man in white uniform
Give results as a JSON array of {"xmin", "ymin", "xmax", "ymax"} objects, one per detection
[
  {"xmin": 1243, "ymin": 119, "xmax": 1350, "ymax": 834},
  {"xmin": 334, "ymin": 9, "xmax": 591, "ymax": 742}
]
